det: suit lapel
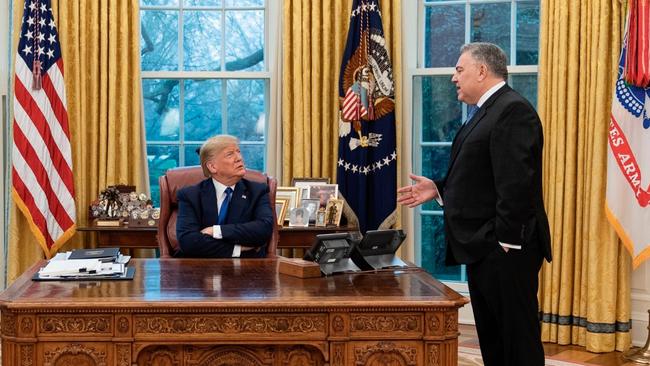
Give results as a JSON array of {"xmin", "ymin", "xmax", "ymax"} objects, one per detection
[
  {"xmin": 200, "ymin": 179, "xmax": 219, "ymax": 227},
  {"xmin": 225, "ymin": 180, "xmax": 248, "ymax": 224},
  {"xmin": 446, "ymin": 84, "xmax": 511, "ymax": 175}
]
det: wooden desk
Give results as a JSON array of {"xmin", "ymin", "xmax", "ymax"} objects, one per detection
[
  {"xmin": 0, "ymin": 259, "xmax": 468, "ymax": 366},
  {"xmin": 278, "ymin": 225, "xmax": 357, "ymax": 248},
  {"xmin": 77, "ymin": 223, "xmax": 357, "ymax": 251},
  {"xmin": 77, "ymin": 224, "xmax": 158, "ymax": 249}
]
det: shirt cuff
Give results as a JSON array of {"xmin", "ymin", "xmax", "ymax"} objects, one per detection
[
  {"xmin": 212, "ymin": 225, "xmax": 223, "ymax": 239},
  {"xmin": 433, "ymin": 182, "xmax": 443, "ymax": 206},
  {"xmin": 500, "ymin": 242, "xmax": 522, "ymax": 250},
  {"xmin": 232, "ymin": 245, "xmax": 241, "ymax": 257}
]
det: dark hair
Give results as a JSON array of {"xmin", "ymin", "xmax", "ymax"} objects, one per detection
[{"xmin": 460, "ymin": 42, "xmax": 508, "ymax": 80}]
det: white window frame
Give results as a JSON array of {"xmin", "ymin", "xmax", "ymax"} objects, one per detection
[
  {"xmin": 139, "ymin": 1, "xmax": 278, "ymax": 172},
  {"xmin": 1, "ymin": 0, "xmax": 12, "ymax": 289},
  {"xmin": 404, "ymin": 0, "xmax": 539, "ymax": 314}
]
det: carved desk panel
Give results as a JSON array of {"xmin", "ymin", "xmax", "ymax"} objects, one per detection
[{"xmin": 0, "ymin": 259, "xmax": 468, "ymax": 366}]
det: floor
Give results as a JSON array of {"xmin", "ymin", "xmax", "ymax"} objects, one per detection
[{"xmin": 459, "ymin": 324, "xmax": 645, "ymax": 366}]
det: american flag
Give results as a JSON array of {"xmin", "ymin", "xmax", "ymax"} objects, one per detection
[
  {"xmin": 342, "ymin": 86, "xmax": 368, "ymax": 121},
  {"xmin": 12, "ymin": 0, "xmax": 76, "ymax": 257}
]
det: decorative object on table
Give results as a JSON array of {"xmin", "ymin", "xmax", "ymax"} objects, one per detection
[
  {"xmin": 315, "ymin": 207, "xmax": 326, "ymax": 227},
  {"xmin": 308, "ymin": 184, "xmax": 339, "ymax": 208},
  {"xmin": 275, "ymin": 198, "xmax": 290, "ymax": 226},
  {"xmin": 300, "ymin": 198, "xmax": 319, "ymax": 222},
  {"xmin": 325, "ymin": 198, "xmax": 344, "ymax": 227},
  {"xmin": 292, "ymin": 177, "xmax": 331, "ymax": 199},
  {"xmin": 277, "ymin": 256, "xmax": 321, "ymax": 278},
  {"xmin": 276, "ymin": 186, "xmax": 302, "ymax": 211},
  {"xmin": 89, "ymin": 185, "xmax": 159, "ymax": 227},
  {"xmin": 288, "ymin": 207, "xmax": 309, "ymax": 227}
]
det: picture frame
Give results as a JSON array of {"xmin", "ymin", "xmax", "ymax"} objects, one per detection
[
  {"xmin": 291, "ymin": 177, "xmax": 330, "ymax": 185},
  {"xmin": 292, "ymin": 177, "xmax": 331, "ymax": 199},
  {"xmin": 315, "ymin": 209, "xmax": 326, "ymax": 227},
  {"xmin": 276, "ymin": 187, "xmax": 302, "ymax": 210},
  {"xmin": 275, "ymin": 198, "xmax": 290, "ymax": 226},
  {"xmin": 300, "ymin": 198, "xmax": 320, "ymax": 222},
  {"xmin": 288, "ymin": 207, "xmax": 309, "ymax": 227},
  {"xmin": 324, "ymin": 198, "xmax": 344, "ymax": 227},
  {"xmin": 308, "ymin": 184, "xmax": 339, "ymax": 208}
]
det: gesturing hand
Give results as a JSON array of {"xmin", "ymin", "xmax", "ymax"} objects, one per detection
[{"xmin": 397, "ymin": 173, "xmax": 439, "ymax": 208}]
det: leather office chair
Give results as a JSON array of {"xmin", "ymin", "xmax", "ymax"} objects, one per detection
[{"xmin": 157, "ymin": 166, "xmax": 279, "ymax": 258}]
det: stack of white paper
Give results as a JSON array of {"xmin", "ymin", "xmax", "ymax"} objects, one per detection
[{"xmin": 39, "ymin": 259, "xmax": 125, "ymax": 278}]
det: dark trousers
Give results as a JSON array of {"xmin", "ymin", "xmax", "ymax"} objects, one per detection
[{"xmin": 466, "ymin": 244, "xmax": 545, "ymax": 366}]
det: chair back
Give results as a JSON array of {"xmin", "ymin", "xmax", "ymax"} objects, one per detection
[{"xmin": 157, "ymin": 166, "xmax": 278, "ymax": 258}]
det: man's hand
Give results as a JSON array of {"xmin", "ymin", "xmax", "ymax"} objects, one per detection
[
  {"xmin": 397, "ymin": 173, "xmax": 439, "ymax": 208},
  {"xmin": 200, "ymin": 226, "xmax": 214, "ymax": 236}
]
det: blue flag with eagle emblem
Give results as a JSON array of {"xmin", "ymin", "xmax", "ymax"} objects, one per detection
[{"xmin": 337, "ymin": 0, "xmax": 396, "ymax": 233}]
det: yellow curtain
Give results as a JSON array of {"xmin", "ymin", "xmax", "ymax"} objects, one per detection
[
  {"xmin": 8, "ymin": 0, "xmax": 147, "ymax": 283},
  {"xmin": 281, "ymin": 0, "xmax": 402, "ymax": 187},
  {"xmin": 538, "ymin": 0, "xmax": 630, "ymax": 352}
]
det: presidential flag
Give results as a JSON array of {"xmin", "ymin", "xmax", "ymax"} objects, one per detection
[
  {"xmin": 605, "ymin": 5, "xmax": 650, "ymax": 268},
  {"xmin": 337, "ymin": 0, "xmax": 396, "ymax": 233},
  {"xmin": 12, "ymin": 0, "xmax": 76, "ymax": 258}
]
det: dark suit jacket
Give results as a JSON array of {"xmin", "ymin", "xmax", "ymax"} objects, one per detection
[
  {"xmin": 435, "ymin": 84, "xmax": 552, "ymax": 265},
  {"xmin": 176, "ymin": 177, "xmax": 274, "ymax": 258}
]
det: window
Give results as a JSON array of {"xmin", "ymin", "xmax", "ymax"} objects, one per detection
[
  {"xmin": 412, "ymin": 0, "xmax": 540, "ymax": 282},
  {"xmin": 140, "ymin": 0, "xmax": 270, "ymax": 205}
]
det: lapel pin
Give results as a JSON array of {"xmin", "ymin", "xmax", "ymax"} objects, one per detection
[{"xmin": 242, "ymin": 195, "xmax": 247, "ymax": 199}]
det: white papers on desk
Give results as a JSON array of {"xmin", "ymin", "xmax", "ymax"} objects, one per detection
[{"xmin": 39, "ymin": 259, "xmax": 125, "ymax": 278}]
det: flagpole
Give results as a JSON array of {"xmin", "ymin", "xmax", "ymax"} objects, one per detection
[{"xmin": 623, "ymin": 310, "xmax": 650, "ymax": 363}]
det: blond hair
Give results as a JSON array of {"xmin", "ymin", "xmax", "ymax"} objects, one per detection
[{"xmin": 199, "ymin": 135, "xmax": 239, "ymax": 177}]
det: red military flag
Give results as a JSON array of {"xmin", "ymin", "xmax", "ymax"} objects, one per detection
[{"xmin": 12, "ymin": 0, "xmax": 76, "ymax": 258}]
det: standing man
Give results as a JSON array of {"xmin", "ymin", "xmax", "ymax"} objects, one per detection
[
  {"xmin": 176, "ymin": 135, "xmax": 273, "ymax": 258},
  {"xmin": 398, "ymin": 43, "xmax": 552, "ymax": 366}
]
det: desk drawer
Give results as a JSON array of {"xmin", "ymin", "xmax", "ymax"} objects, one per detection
[{"xmin": 133, "ymin": 314, "xmax": 328, "ymax": 340}]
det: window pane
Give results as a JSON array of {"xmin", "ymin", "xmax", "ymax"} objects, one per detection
[
  {"xmin": 143, "ymin": 79, "xmax": 180, "ymax": 141},
  {"xmin": 142, "ymin": 0, "xmax": 178, "ymax": 6},
  {"xmin": 516, "ymin": 1, "xmax": 540, "ymax": 65},
  {"xmin": 184, "ymin": 144, "xmax": 202, "ymax": 166},
  {"xmin": 470, "ymin": 3, "xmax": 511, "ymax": 61},
  {"xmin": 421, "ymin": 146, "xmax": 450, "ymax": 211},
  {"xmin": 421, "ymin": 214, "xmax": 462, "ymax": 281},
  {"xmin": 510, "ymin": 74, "xmax": 537, "ymax": 108},
  {"xmin": 183, "ymin": 11, "xmax": 221, "ymax": 71},
  {"xmin": 185, "ymin": 0, "xmax": 220, "ymax": 6},
  {"xmin": 240, "ymin": 144, "xmax": 265, "ymax": 171},
  {"xmin": 424, "ymin": 5, "xmax": 464, "ymax": 67},
  {"xmin": 141, "ymin": 11, "xmax": 179, "ymax": 71},
  {"xmin": 415, "ymin": 76, "xmax": 462, "ymax": 142},
  {"xmin": 225, "ymin": 0, "xmax": 264, "ymax": 7},
  {"xmin": 226, "ymin": 79, "xmax": 265, "ymax": 141},
  {"xmin": 147, "ymin": 145, "xmax": 180, "ymax": 206},
  {"xmin": 184, "ymin": 79, "xmax": 222, "ymax": 140},
  {"xmin": 225, "ymin": 11, "xmax": 264, "ymax": 71}
]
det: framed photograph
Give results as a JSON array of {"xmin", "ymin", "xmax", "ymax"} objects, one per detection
[
  {"xmin": 276, "ymin": 187, "xmax": 302, "ymax": 210},
  {"xmin": 325, "ymin": 198, "xmax": 344, "ymax": 227},
  {"xmin": 288, "ymin": 207, "xmax": 309, "ymax": 227},
  {"xmin": 275, "ymin": 198, "xmax": 290, "ymax": 225},
  {"xmin": 308, "ymin": 184, "xmax": 339, "ymax": 208},
  {"xmin": 292, "ymin": 177, "xmax": 330, "ymax": 185},
  {"xmin": 315, "ymin": 209, "xmax": 326, "ymax": 227},
  {"xmin": 300, "ymin": 198, "xmax": 319, "ymax": 222},
  {"xmin": 292, "ymin": 177, "xmax": 331, "ymax": 199}
]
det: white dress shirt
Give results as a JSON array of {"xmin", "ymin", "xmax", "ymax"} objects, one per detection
[{"xmin": 211, "ymin": 178, "xmax": 241, "ymax": 257}]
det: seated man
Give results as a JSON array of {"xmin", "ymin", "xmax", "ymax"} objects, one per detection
[{"xmin": 176, "ymin": 135, "xmax": 273, "ymax": 258}]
